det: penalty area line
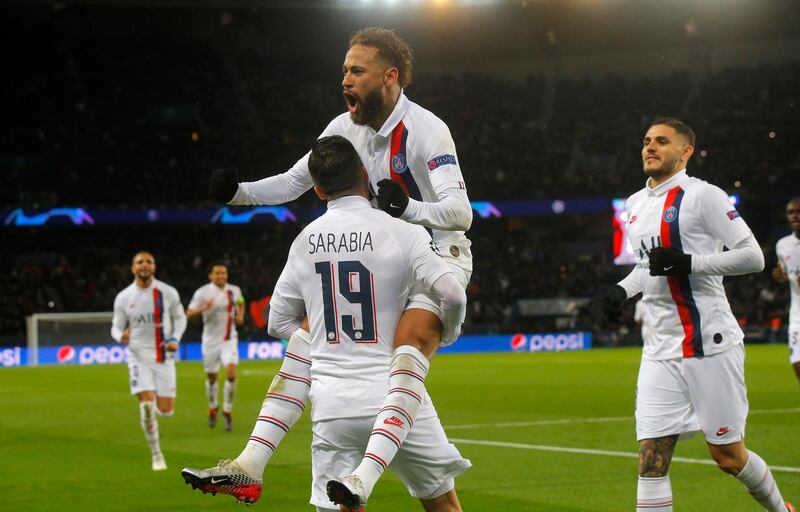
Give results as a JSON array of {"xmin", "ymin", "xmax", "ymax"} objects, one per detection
[{"xmin": 449, "ymin": 438, "xmax": 800, "ymax": 474}]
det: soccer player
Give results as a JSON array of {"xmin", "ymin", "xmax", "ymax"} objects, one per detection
[
  {"xmin": 773, "ymin": 197, "xmax": 800, "ymax": 385},
  {"xmin": 204, "ymin": 26, "xmax": 472, "ymax": 502},
  {"xmin": 183, "ymin": 135, "xmax": 470, "ymax": 511},
  {"xmin": 186, "ymin": 262, "xmax": 245, "ymax": 431},
  {"xmin": 111, "ymin": 251, "xmax": 186, "ymax": 471},
  {"xmin": 599, "ymin": 117, "xmax": 794, "ymax": 512}
]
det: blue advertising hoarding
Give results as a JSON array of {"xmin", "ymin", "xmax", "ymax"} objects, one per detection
[{"xmin": 0, "ymin": 332, "xmax": 591, "ymax": 367}]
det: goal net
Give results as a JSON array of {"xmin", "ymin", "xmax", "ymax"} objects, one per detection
[{"xmin": 26, "ymin": 312, "xmax": 114, "ymax": 366}]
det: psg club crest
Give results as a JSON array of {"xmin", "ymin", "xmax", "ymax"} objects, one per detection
[
  {"xmin": 391, "ymin": 153, "xmax": 408, "ymax": 174},
  {"xmin": 663, "ymin": 206, "xmax": 678, "ymax": 223}
]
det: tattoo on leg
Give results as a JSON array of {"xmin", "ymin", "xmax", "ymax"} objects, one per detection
[{"xmin": 639, "ymin": 435, "xmax": 678, "ymax": 477}]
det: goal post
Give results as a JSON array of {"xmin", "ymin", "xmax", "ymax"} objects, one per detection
[{"xmin": 26, "ymin": 312, "xmax": 114, "ymax": 366}]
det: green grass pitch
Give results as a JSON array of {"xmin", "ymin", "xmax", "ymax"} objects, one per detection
[{"xmin": 1, "ymin": 345, "xmax": 797, "ymax": 511}]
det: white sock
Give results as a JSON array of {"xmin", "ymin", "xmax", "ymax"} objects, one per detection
[
  {"xmin": 235, "ymin": 328, "xmax": 311, "ymax": 477},
  {"xmin": 223, "ymin": 379, "xmax": 236, "ymax": 414},
  {"xmin": 206, "ymin": 380, "xmax": 219, "ymax": 410},
  {"xmin": 735, "ymin": 451, "xmax": 788, "ymax": 511},
  {"xmin": 139, "ymin": 401, "xmax": 161, "ymax": 456},
  {"xmin": 351, "ymin": 345, "xmax": 430, "ymax": 499},
  {"xmin": 637, "ymin": 475, "xmax": 673, "ymax": 511}
]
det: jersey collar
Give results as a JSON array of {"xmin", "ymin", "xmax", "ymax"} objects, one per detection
[
  {"xmin": 327, "ymin": 195, "xmax": 372, "ymax": 211},
  {"xmin": 376, "ymin": 92, "xmax": 410, "ymax": 139},
  {"xmin": 646, "ymin": 168, "xmax": 687, "ymax": 196}
]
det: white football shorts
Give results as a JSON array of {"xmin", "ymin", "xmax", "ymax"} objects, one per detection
[
  {"xmin": 406, "ymin": 244, "xmax": 471, "ymax": 347},
  {"xmin": 636, "ymin": 343, "xmax": 748, "ymax": 445},
  {"xmin": 789, "ymin": 322, "xmax": 800, "ymax": 365},
  {"xmin": 202, "ymin": 338, "xmax": 239, "ymax": 373},
  {"xmin": 128, "ymin": 358, "xmax": 177, "ymax": 398},
  {"xmin": 308, "ymin": 405, "xmax": 471, "ymax": 509}
]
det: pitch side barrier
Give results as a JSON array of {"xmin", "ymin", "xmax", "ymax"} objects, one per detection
[{"xmin": 0, "ymin": 332, "xmax": 591, "ymax": 368}]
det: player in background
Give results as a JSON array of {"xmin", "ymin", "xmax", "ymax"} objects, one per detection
[
  {"xmin": 599, "ymin": 118, "xmax": 794, "ymax": 512},
  {"xmin": 204, "ymin": 27, "xmax": 472, "ymax": 501},
  {"xmin": 773, "ymin": 197, "xmax": 800, "ymax": 385},
  {"xmin": 111, "ymin": 251, "xmax": 186, "ymax": 471},
  {"xmin": 183, "ymin": 135, "xmax": 470, "ymax": 511},
  {"xmin": 186, "ymin": 262, "xmax": 245, "ymax": 431}
]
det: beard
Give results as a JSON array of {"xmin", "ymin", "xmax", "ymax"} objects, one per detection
[
  {"xmin": 349, "ymin": 88, "xmax": 384, "ymax": 127},
  {"xmin": 643, "ymin": 153, "xmax": 681, "ymax": 181}
]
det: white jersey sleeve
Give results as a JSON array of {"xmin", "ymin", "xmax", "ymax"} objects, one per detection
[
  {"xmin": 269, "ymin": 243, "xmax": 306, "ymax": 334},
  {"xmin": 111, "ymin": 291, "xmax": 128, "ymax": 342},
  {"xmin": 699, "ymin": 184, "xmax": 753, "ymax": 249},
  {"xmin": 166, "ymin": 286, "xmax": 187, "ymax": 341},
  {"xmin": 188, "ymin": 287, "xmax": 205, "ymax": 311}
]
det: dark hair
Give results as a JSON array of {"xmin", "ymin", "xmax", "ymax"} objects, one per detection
[
  {"xmin": 650, "ymin": 116, "xmax": 696, "ymax": 146},
  {"xmin": 132, "ymin": 250, "xmax": 155, "ymax": 264},
  {"xmin": 308, "ymin": 135, "xmax": 363, "ymax": 196},
  {"xmin": 208, "ymin": 261, "xmax": 227, "ymax": 274},
  {"xmin": 788, "ymin": 197, "xmax": 800, "ymax": 206},
  {"xmin": 349, "ymin": 27, "xmax": 414, "ymax": 88}
]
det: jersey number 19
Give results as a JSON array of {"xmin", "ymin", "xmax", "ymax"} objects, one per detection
[{"xmin": 315, "ymin": 260, "xmax": 377, "ymax": 344}]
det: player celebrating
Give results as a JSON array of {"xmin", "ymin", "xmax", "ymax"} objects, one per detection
[
  {"xmin": 600, "ymin": 118, "xmax": 794, "ymax": 512},
  {"xmin": 773, "ymin": 197, "xmax": 800, "ymax": 385},
  {"xmin": 186, "ymin": 262, "xmax": 245, "ymax": 431},
  {"xmin": 111, "ymin": 251, "xmax": 186, "ymax": 471},
  {"xmin": 183, "ymin": 135, "xmax": 470, "ymax": 510},
  {"xmin": 195, "ymin": 26, "xmax": 473, "ymax": 504}
]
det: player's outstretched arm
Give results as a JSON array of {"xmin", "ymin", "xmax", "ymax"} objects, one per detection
[{"xmin": 217, "ymin": 153, "xmax": 315, "ymax": 206}]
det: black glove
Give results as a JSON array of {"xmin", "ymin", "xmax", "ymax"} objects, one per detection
[
  {"xmin": 597, "ymin": 285, "xmax": 627, "ymax": 325},
  {"xmin": 209, "ymin": 167, "xmax": 240, "ymax": 203},
  {"xmin": 376, "ymin": 179, "xmax": 409, "ymax": 218},
  {"xmin": 648, "ymin": 247, "xmax": 692, "ymax": 276}
]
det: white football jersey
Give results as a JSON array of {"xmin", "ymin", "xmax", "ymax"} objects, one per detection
[
  {"xmin": 776, "ymin": 234, "xmax": 800, "ymax": 325},
  {"xmin": 112, "ymin": 279, "xmax": 186, "ymax": 364},
  {"xmin": 236, "ymin": 92, "xmax": 472, "ymax": 268},
  {"xmin": 623, "ymin": 170, "xmax": 753, "ymax": 360},
  {"xmin": 188, "ymin": 282, "xmax": 243, "ymax": 344},
  {"xmin": 269, "ymin": 196, "xmax": 453, "ymax": 422}
]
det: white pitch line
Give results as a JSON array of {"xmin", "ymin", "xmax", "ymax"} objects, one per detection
[
  {"xmin": 446, "ymin": 407, "xmax": 800, "ymax": 431},
  {"xmin": 449, "ymin": 438, "xmax": 800, "ymax": 474}
]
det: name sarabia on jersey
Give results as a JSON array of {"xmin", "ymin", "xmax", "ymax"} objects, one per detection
[{"xmin": 308, "ymin": 231, "xmax": 374, "ymax": 255}]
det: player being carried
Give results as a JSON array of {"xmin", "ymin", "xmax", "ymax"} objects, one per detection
[
  {"xmin": 184, "ymin": 135, "xmax": 470, "ymax": 510},
  {"xmin": 186, "ymin": 262, "xmax": 245, "ymax": 431},
  {"xmin": 111, "ymin": 251, "xmax": 186, "ymax": 471},
  {"xmin": 599, "ymin": 117, "xmax": 794, "ymax": 512},
  {"xmin": 183, "ymin": 26, "xmax": 473, "ymax": 507},
  {"xmin": 773, "ymin": 197, "xmax": 800, "ymax": 386}
]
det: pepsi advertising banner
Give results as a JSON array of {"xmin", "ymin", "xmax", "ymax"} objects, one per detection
[{"xmin": 1, "ymin": 333, "xmax": 591, "ymax": 367}]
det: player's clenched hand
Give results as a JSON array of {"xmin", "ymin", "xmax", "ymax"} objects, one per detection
[
  {"xmin": 648, "ymin": 247, "xmax": 691, "ymax": 276},
  {"xmin": 121, "ymin": 327, "xmax": 131, "ymax": 344},
  {"xmin": 164, "ymin": 338, "xmax": 179, "ymax": 352},
  {"xmin": 376, "ymin": 179, "xmax": 409, "ymax": 218},
  {"xmin": 772, "ymin": 262, "xmax": 788, "ymax": 284},
  {"xmin": 596, "ymin": 285, "xmax": 627, "ymax": 325},
  {"xmin": 209, "ymin": 167, "xmax": 240, "ymax": 203}
]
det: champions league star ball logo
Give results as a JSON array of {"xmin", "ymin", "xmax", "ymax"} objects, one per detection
[
  {"xmin": 663, "ymin": 206, "xmax": 678, "ymax": 223},
  {"xmin": 391, "ymin": 153, "xmax": 408, "ymax": 174}
]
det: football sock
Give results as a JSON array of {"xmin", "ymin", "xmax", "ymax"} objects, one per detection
[
  {"xmin": 352, "ymin": 345, "xmax": 430, "ymax": 499},
  {"xmin": 235, "ymin": 328, "xmax": 311, "ymax": 477},
  {"xmin": 637, "ymin": 475, "xmax": 673, "ymax": 511},
  {"xmin": 223, "ymin": 378, "xmax": 236, "ymax": 414},
  {"xmin": 139, "ymin": 400, "xmax": 161, "ymax": 456},
  {"xmin": 206, "ymin": 380, "xmax": 219, "ymax": 410},
  {"xmin": 735, "ymin": 451, "xmax": 787, "ymax": 511}
]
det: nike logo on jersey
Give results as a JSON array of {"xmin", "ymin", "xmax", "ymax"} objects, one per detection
[
  {"xmin": 629, "ymin": 215, "xmax": 638, "ymax": 224},
  {"xmin": 384, "ymin": 416, "xmax": 405, "ymax": 428},
  {"xmin": 716, "ymin": 426, "xmax": 731, "ymax": 436}
]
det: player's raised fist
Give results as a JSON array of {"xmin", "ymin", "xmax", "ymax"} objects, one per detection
[
  {"xmin": 376, "ymin": 179, "xmax": 409, "ymax": 218},
  {"xmin": 648, "ymin": 246, "xmax": 691, "ymax": 276},
  {"xmin": 209, "ymin": 167, "xmax": 240, "ymax": 203}
]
